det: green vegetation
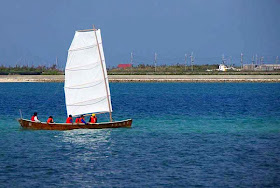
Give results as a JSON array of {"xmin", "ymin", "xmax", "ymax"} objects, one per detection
[
  {"xmin": 109, "ymin": 64, "xmax": 220, "ymax": 75},
  {"xmin": 108, "ymin": 64, "xmax": 280, "ymax": 75},
  {"xmin": 1, "ymin": 64, "xmax": 279, "ymax": 75},
  {"xmin": 0, "ymin": 65, "xmax": 63, "ymax": 75}
]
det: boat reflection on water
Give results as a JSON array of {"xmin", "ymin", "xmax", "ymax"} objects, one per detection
[{"xmin": 59, "ymin": 129, "xmax": 112, "ymax": 161}]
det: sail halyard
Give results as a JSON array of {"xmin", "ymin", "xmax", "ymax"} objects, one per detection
[{"xmin": 64, "ymin": 28, "xmax": 112, "ymax": 117}]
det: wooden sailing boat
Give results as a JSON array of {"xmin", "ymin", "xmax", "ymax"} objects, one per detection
[{"xmin": 18, "ymin": 26, "xmax": 132, "ymax": 130}]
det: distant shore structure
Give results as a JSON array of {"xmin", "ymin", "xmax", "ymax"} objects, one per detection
[
  {"xmin": 243, "ymin": 64, "xmax": 280, "ymax": 71},
  {"xmin": 218, "ymin": 64, "xmax": 238, "ymax": 72},
  {"xmin": 2, "ymin": 51, "xmax": 279, "ymax": 74},
  {"xmin": 219, "ymin": 64, "xmax": 227, "ymax": 71},
  {"xmin": 117, "ymin": 64, "xmax": 132, "ymax": 69}
]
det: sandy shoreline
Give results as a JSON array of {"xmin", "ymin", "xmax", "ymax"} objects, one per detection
[{"xmin": 0, "ymin": 75, "xmax": 280, "ymax": 83}]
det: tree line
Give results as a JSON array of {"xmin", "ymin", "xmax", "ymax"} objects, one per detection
[
  {"xmin": 1, "ymin": 64, "xmax": 279, "ymax": 75},
  {"xmin": 0, "ymin": 64, "xmax": 63, "ymax": 75}
]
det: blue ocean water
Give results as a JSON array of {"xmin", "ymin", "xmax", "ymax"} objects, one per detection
[{"xmin": 0, "ymin": 82, "xmax": 280, "ymax": 187}]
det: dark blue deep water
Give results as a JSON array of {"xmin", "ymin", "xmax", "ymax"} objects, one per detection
[{"xmin": 0, "ymin": 83, "xmax": 280, "ymax": 187}]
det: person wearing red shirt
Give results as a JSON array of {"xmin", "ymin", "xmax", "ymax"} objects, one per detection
[
  {"xmin": 89, "ymin": 114, "xmax": 97, "ymax": 123},
  {"xmin": 79, "ymin": 115, "xmax": 87, "ymax": 124},
  {"xmin": 31, "ymin": 112, "xmax": 40, "ymax": 122},
  {"xmin": 47, "ymin": 116, "xmax": 54, "ymax": 124},
  {"xmin": 66, "ymin": 115, "xmax": 73, "ymax": 123},
  {"xmin": 75, "ymin": 117, "xmax": 80, "ymax": 123}
]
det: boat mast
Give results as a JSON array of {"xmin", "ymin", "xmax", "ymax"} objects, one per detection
[{"xmin": 93, "ymin": 25, "xmax": 113, "ymax": 122}]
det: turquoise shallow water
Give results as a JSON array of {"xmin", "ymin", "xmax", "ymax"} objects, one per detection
[{"xmin": 0, "ymin": 83, "xmax": 280, "ymax": 187}]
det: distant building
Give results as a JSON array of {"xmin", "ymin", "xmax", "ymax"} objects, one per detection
[
  {"xmin": 257, "ymin": 64, "xmax": 280, "ymax": 71},
  {"xmin": 242, "ymin": 64, "xmax": 257, "ymax": 71},
  {"xmin": 117, "ymin": 64, "xmax": 132, "ymax": 69},
  {"xmin": 218, "ymin": 64, "xmax": 227, "ymax": 71},
  {"xmin": 218, "ymin": 64, "xmax": 237, "ymax": 71},
  {"xmin": 242, "ymin": 64, "xmax": 280, "ymax": 71}
]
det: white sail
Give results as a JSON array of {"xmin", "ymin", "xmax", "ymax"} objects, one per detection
[{"xmin": 64, "ymin": 29, "xmax": 112, "ymax": 116}]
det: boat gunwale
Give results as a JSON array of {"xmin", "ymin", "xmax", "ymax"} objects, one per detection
[{"xmin": 18, "ymin": 118, "xmax": 132, "ymax": 125}]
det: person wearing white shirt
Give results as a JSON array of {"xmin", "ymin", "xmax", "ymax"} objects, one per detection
[{"xmin": 31, "ymin": 112, "xmax": 40, "ymax": 122}]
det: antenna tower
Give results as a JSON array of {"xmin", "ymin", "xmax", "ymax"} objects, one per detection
[
  {"xmin": 154, "ymin": 52, "xmax": 157, "ymax": 72},
  {"xmin": 191, "ymin": 52, "xmax": 194, "ymax": 72},
  {"xmin": 185, "ymin": 53, "xmax": 187, "ymax": 71},
  {"xmin": 130, "ymin": 52, "xmax": 133, "ymax": 74},
  {"xmin": 261, "ymin": 56, "xmax": 264, "ymax": 65},
  {"xmin": 229, "ymin": 56, "xmax": 232, "ymax": 67},
  {"xmin": 241, "ymin": 53, "xmax": 243, "ymax": 69},
  {"xmin": 222, "ymin": 54, "xmax": 225, "ymax": 64},
  {"xmin": 55, "ymin": 56, "xmax": 58, "ymax": 69}
]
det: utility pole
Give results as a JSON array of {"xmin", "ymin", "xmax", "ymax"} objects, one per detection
[
  {"xmin": 130, "ymin": 52, "xmax": 133, "ymax": 74},
  {"xmin": 222, "ymin": 54, "xmax": 225, "ymax": 65},
  {"xmin": 184, "ymin": 53, "xmax": 187, "ymax": 71},
  {"xmin": 190, "ymin": 52, "xmax": 194, "ymax": 72},
  {"xmin": 261, "ymin": 56, "xmax": 264, "ymax": 65},
  {"xmin": 55, "ymin": 56, "xmax": 58, "ymax": 69},
  {"xmin": 229, "ymin": 56, "xmax": 232, "ymax": 67},
  {"xmin": 154, "ymin": 52, "xmax": 157, "ymax": 72},
  {"xmin": 241, "ymin": 53, "xmax": 243, "ymax": 70}
]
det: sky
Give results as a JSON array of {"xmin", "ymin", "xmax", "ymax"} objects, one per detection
[{"xmin": 0, "ymin": 0, "xmax": 279, "ymax": 67}]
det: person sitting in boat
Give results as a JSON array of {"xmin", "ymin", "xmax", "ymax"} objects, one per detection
[
  {"xmin": 66, "ymin": 115, "xmax": 73, "ymax": 123},
  {"xmin": 47, "ymin": 116, "xmax": 54, "ymax": 124},
  {"xmin": 75, "ymin": 116, "xmax": 80, "ymax": 123},
  {"xmin": 31, "ymin": 112, "xmax": 40, "ymax": 122},
  {"xmin": 79, "ymin": 115, "xmax": 87, "ymax": 124},
  {"xmin": 89, "ymin": 113, "xmax": 97, "ymax": 123}
]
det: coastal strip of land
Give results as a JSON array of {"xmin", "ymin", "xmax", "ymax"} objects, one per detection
[{"xmin": 0, "ymin": 75, "xmax": 280, "ymax": 83}]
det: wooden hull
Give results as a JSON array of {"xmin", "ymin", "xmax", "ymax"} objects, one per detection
[{"xmin": 18, "ymin": 119, "xmax": 132, "ymax": 130}]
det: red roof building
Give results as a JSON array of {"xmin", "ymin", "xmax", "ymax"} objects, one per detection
[{"xmin": 117, "ymin": 64, "xmax": 132, "ymax": 69}]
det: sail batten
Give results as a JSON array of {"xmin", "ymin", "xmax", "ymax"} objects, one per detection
[
  {"xmin": 65, "ymin": 61, "xmax": 103, "ymax": 71},
  {"xmin": 64, "ymin": 79, "xmax": 104, "ymax": 89},
  {"xmin": 68, "ymin": 42, "xmax": 102, "ymax": 52},
  {"xmin": 64, "ymin": 29, "xmax": 112, "ymax": 116},
  {"xmin": 68, "ymin": 96, "xmax": 108, "ymax": 106}
]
